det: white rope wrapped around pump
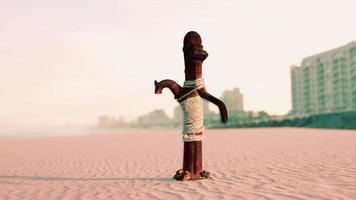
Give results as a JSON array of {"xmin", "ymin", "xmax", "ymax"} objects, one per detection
[{"xmin": 178, "ymin": 78, "xmax": 205, "ymax": 142}]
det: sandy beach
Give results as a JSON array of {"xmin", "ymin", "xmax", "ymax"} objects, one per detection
[{"xmin": 0, "ymin": 128, "xmax": 355, "ymax": 200}]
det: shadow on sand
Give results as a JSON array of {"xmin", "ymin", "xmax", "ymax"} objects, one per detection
[{"xmin": 0, "ymin": 175, "xmax": 174, "ymax": 182}]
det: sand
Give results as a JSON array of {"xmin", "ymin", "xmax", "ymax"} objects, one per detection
[{"xmin": 0, "ymin": 128, "xmax": 355, "ymax": 200}]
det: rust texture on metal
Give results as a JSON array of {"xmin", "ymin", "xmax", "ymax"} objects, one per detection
[{"xmin": 154, "ymin": 31, "xmax": 228, "ymax": 181}]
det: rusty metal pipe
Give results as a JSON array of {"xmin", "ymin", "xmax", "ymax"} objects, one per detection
[
  {"xmin": 154, "ymin": 79, "xmax": 182, "ymax": 99},
  {"xmin": 154, "ymin": 31, "xmax": 228, "ymax": 181}
]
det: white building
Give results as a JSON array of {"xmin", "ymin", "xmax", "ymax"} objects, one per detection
[
  {"xmin": 220, "ymin": 88, "xmax": 244, "ymax": 115},
  {"xmin": 291, "ymin": 41, "xmax": 356, "ymax": 117}
]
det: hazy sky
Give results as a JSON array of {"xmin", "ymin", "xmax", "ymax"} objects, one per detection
[{"xmin": 1, "ymin": 0, "xmax": 356, "ymax": 129}]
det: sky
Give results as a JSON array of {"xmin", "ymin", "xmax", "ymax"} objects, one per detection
[{"xmin": 1, "ymin": 0, "xmax": 356, "ymax": 129}]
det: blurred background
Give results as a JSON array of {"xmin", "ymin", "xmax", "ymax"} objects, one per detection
[{"xmin": 1, "ymin": 0, "xmax": 356, "ymax": 136}]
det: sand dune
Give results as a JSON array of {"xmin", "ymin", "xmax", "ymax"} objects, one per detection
[{"xmin": 0, "ymin": 128, "xmax": 355, "ymax": 200}]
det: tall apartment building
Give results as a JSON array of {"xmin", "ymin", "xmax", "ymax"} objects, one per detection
[
  {"xmin": 220, "ymin": 88, "xmax": 244, "ymax": 115},
  {"xmin": 291, "ymin": 41, "xmax": 356, "ymax": 117}
]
